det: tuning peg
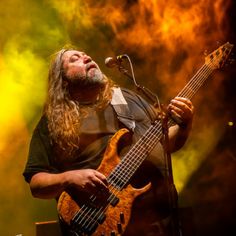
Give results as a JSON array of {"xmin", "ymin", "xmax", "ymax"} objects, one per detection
[{"xmin": 204, "ymin": 49, "xmax": 208, "ymax": 56}]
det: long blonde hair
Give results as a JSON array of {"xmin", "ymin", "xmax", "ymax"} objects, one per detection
[{"xmin": 44, "ymin": 48, "xmax": 113, "ymax": 155}]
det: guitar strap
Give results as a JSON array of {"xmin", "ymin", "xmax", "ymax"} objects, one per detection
[{"xmin": 111, "ymin": 87, "xmax": 136, "ymax": 132}]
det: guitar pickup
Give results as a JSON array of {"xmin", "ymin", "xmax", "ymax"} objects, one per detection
[
  {"xmin": 108, "ymin": 193, "xmax": 119, "ymax": 207},
  {"xmin": 97, "ymin": 213, "xmax": 106, "ymax": 224}
]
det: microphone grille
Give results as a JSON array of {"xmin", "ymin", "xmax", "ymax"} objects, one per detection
[{"xmin": 105, "ymin": 57, "xmax": 116, "ymax": 68}]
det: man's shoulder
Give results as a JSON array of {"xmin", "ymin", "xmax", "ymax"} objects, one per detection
[
  {"xmin": 119, "ymin": 87, "xmax": 145, "ymax": 104},
  {"xmin": 119, "ymin": 87, "xmax": 158, "ymax": 122},
  {"xmin": 120, "ymin": 87, "xmax": 139, "ymax": 97},
  {"xmin": 119, "ymin": 87, "xmax": 153, "ymax": 109}
]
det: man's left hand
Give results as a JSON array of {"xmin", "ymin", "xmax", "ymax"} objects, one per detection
[{"xmin": 168, "ymin": 97, "xmax": 194, "ymax": 127}]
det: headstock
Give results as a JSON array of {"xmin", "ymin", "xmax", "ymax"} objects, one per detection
[{"xmin": 205, "ymin": 42, "xmax": 234, "ymax": 69}]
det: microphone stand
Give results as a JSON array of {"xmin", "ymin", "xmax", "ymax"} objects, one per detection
[{"xmin": 117, "ymin": 63, "xmax": 182, "ymax": 236}]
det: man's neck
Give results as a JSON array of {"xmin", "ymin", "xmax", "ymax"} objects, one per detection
[{"xmin": 68, "ymin": 84, "xmax": 102, "ymax": 104}]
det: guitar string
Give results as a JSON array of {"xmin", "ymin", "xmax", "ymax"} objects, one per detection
[
  {"xmin": 74, "ymin": 120, "xmax": 164, "ymax": 230},
  {"xmin": 71, "ymin": 62, "xmax": 214, "ymax": 232},
  {"xmin": 178, "ymin": 64, "xmax": 213, "ymax": 98},
  {"xmin": 75, "ymin": 54, "xmax": 230, "ymax": 231},
  {"xmin": 116, "ymin": 63, "xmax": 214, "ymax": 181},
  {"xmin": 75, "ymin": 121, "xmax": 163, "ymax": 230},
  {"xmin": 106, "ymin": 57, "xmax": 222, "ymax": 188},
  {"xmin": 77, "ymin": 63, "xmax": 212, "ymax": 230},
  {"xmin": 70, "ymin": 51, "xmax": 227, "ymax": 231},
  {"xmin": 71, "ymin": 61, "xmax": 216, "ymax": 232},
  {"xmin": 105, "ymin": 47, "xmax": 229, "ymax": 193},
  {"xmin": 72, "ymin": 62, "xmax": 214, "ymax": 232},
  {"xmin": 79, "ymin": 121, "xmax": 164, "ymax": 231},
  {"xmin": 107, "ymin": 59, "xmax": 222, "ymax": 191},
  {"xmin": 109, "ymin": 62, "xmax": 217, "ymax": 191},
  {"xmin": 106, "ymin": 63, "xmax": 214, "ymax": 184},
  {"xmin": 79, "ymin": 62, "xmax": 215, "ymax": 230},
  {"xmin": 77, "ymin": 61, "xmax": 216, "ymax": 232},
  {"xmin": 105, "ymin": 64, "xmax": 210, "ymax": 184},
  {"xmin": 107, "ymin": 62, "xmax": 216, "ymax": 192}
]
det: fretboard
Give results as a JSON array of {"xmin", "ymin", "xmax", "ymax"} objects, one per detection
[{"xmin": 107, "ymin": 62, "xmax": 214, "ymax": 189}]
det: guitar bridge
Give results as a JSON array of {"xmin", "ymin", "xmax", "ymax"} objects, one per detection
[{"xmin": 70, "ymin": 207, "xmax": 106, "ymax": 235}]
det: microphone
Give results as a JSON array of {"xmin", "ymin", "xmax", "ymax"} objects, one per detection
[{"xmin": 105, "ymin": 55, "xmax": 126, "ymax": 68}]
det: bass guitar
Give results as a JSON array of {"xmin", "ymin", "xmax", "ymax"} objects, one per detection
[{"xmin": 57, "ymin": 42, "xmax": 233, "ymax": 236}]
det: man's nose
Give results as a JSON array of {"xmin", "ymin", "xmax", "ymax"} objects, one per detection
[{"xmin": 83, "ymin": 55, "xmax": 92, "ymax": 63}]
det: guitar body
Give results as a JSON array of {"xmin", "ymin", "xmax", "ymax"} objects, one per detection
[{"xmin": 57, "ymin": 128, "xmax": 151, "ymax": 235}]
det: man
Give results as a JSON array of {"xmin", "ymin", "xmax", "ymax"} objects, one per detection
[{"xmin": 23, "ymin": 48, "xmax": 194, "ymax": 236}]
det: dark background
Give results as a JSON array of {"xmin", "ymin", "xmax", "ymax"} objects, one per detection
[
  {"xmin": 0, "ymin": 0, "xmax": 235, "ymax": 235},
  {"xmin": 179, "ymin": 2, "xmax": 236, "ymax": 235}
]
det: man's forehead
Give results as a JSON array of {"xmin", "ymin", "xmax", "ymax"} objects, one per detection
[{"xmin": 63, "ymin": 50, "xmax": 81, "ymax": 58}]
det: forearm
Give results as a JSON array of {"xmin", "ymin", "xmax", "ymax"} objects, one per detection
[
  {"xmin": 29, "ymin": 172, "xmax": 69, "ymax": 199},
  {"xmin": 29, "ymin": 169, "xmax": 108, "ymax": 199},
  {"xmin": 168, "ymin": 121, "xmax": 192, "ymax": 152},
  {"xmin": 167, "ymin": 96, "xmax": 194, "ymax": 152}
]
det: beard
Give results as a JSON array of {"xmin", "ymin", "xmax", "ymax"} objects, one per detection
[{"xmin": 66, "ymin": 67, "xmax": 106, "ymax": 89}]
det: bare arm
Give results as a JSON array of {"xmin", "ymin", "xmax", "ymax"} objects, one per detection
[
  {"xmin": 29, "ymin": 169, "xmax": 108, "ymax": 199},
  {"xmin": 167, "ymin": 97, "xmax": 194, "ymax": 152}
]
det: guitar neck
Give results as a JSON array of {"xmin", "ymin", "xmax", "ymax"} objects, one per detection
[
  {"xmin": 177, "ymin": 63, "xmax": 213, "ymax": 100},
  {"xmin": 107, "ymin": 62, "xmax": 215, "ymax": 189},
  {"xmin": 168, "ymin": 63, "xmax": 213, "ymax": 127},
  {"xmin": 107, "ymin": 120, "xmax": 163, "ymax": 189}
]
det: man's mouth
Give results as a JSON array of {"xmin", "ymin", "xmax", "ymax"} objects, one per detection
[{"xmin": 86, "ymin": 63, "xmax": 97, "ymax": 72}]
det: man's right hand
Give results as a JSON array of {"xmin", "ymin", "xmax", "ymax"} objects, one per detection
[{"xmin": 65, "ymin": 169, "xmax": 109, "ymax": 195}]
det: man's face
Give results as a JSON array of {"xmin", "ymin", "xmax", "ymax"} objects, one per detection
[{"xmin": 62, "ymin": 50, "xmax": 105, "ymax": 88}]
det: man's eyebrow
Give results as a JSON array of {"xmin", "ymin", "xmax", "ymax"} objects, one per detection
[
  {"xmin": 67, "ymin": 53, "xmax": 80, "ymax": 62},
  {"xmin": 70, "ymin": 53, "xmax": 80, "ymax": 57},
  {"xmin": 69, "ymin": 52, "xmax": 84, "ymax": 59}
]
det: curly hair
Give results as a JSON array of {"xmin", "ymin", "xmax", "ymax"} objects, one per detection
[{"xmin": 44, "ymin": 48, "xmax": 114, "ymax": 155}]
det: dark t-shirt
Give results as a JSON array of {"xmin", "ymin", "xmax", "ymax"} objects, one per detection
[{"xmin": 23, "ymin": 88, "xmax": 176, "ymax": 236}]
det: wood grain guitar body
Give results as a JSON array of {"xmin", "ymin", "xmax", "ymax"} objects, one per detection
[{"xmin": 57, "ymin": 128, "xmax": 151, "ymax": 236}]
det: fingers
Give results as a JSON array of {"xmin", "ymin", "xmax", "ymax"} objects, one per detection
[
  {"xmin": 70, "ymin": 169, "xmax": 108, "ymax": 195},
  {"xmin": 169, "ymin": 97, "xmax": 193, "ymax": 111},
  {"xmin": 94, "ymin": 171, "xmax": 108, "ymax": 186},
  {"xmin": 168, "ymin": 97, "xmax": 194, "ymax": 125},
  {"xmin": 92, "ymin": 172, "xmax": 109, "ymax": 193},
  {"xmin": 83, "ymin": 170, "xmax": 109, "ymax": 198}
]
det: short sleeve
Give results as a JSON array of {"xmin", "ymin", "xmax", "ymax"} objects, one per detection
[{"xmin": 23, "ymin": 116, "xmax": 59, "ymax": 183}]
